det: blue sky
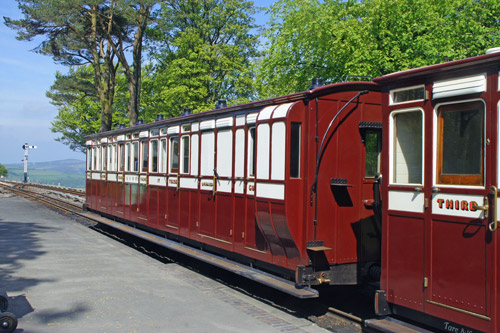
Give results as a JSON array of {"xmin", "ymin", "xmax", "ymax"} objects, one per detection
[{"xmin": 0, "ymin": 0, "xmax": 273, "ymax": 164}]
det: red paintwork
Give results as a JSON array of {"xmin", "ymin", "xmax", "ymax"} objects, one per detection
[
  {"xmin": 86, "ymin": 82, "xmax": 382, "ymax": 276},
  {"xmin": 376, "ymin": 52, "xmax": 500, "ymax": 332},
  {"xmin": 85, "ymin": 52, "xmax": 500, "ymax": 332}
]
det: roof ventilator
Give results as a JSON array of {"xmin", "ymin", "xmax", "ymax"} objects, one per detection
[
  {"xmin": 136, "ymin": 119, "xmax": 144, "ymax": 125},
  {"xmin": 309, "ymin": 78, "xmax": 324, "ymax": 90},
  {"xmin": 182, "ymin": 108, "xmax": 192, "ymax": 116},
  {"xmin": 215, "ymin": 100, "xmax": 227, "ymax": 109},
  {"xmin": 155, "ymin": 114, "xmax": 164, "ymax": 122},
  {"xmin": 117, "ymin": 124, "xmax": 126, "ymax": 129}
]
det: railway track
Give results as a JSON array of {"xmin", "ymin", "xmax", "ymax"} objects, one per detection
[{"xmin": 0, "ymin": 182, "xmax": 431, "ymax": 333}]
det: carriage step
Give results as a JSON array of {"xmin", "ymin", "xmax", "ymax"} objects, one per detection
[
  {"xmin": 364, "ymin": 317, "xmax": 433, "ymax": 333},
  {"xmin": 80, "ymin": 211, "xmax": 319, "ymax": 299}
]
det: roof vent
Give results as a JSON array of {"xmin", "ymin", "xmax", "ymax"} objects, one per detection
[
  {"xmin": 182, "ymin": 108, "xmax": 192, "ymax": 116},
  {"xmin": 117, "ymin": 124, "xmax": 126, "ymax": 129},
  {"xmin": 136, "ymin": 119, "xmax": 144, "ymax": 125},
  {"xmin": 309, "ymin": 78, "xmax": 324, "ymax": 90},
  {"xmin": 155, "ymin": 114, "xmax": 164, "ymax": 122},
  {"xmin": 486, "ymin": 47, "xmax": 500, "ymax": 54},
  {"xmin": 215, "ymin": 100, "xmax": 227, "ymax": 109}
]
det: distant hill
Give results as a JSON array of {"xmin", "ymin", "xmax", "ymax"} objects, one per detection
[{"xmin": 4, "ymin": 159, "xmax": 86, "ymax": 188}]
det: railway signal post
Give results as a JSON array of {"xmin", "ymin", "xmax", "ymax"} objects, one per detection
[{"xmin": 22, "ymin": 143, "xmax": 37, "ymax": 183}]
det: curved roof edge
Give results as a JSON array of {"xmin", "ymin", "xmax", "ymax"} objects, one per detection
[
  {"xmin": 86, "ymin": 81, "xmax": 379, "ymax": 139},
  {"xmin": 374, "ymin": 52, "xmax": 500, "ymax": 83}
]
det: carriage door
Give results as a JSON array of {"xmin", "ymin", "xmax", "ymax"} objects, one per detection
[
  {"xmin": 427, "ymin": 97, "xmax": 494, "ymax": 324},
  {"xmin": 199, "ymin": 121, "xmax": 216, "ymax": 237}
]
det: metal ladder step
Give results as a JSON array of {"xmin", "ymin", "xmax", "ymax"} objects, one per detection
[{"xmin": 365, "ymin": 317, "xmax": 433, "ymax": 333}]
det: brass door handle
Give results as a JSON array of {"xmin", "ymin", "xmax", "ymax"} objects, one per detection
[
  {"xmin": 489, "ymin": 185, "xmax": 497, "ymax": 232},
  {"xmin": 472, "ymin": 199, "xmax": 489, "ymax": 219}
]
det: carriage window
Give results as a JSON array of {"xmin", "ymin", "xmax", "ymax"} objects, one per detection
[
  {"xmin": 181, "ymin": 136, "xmax": 190, "ymax": 174},
  {"xmin": 391, "ymin": 85, "xmax": 425, "ymax": 104},
  {"xmin": 290, "ymin": 123, "xmax": 301, "ymax": 178},
  {"xmin": 437, "ymin": 101, "xmax": 484, "ymax": 185},
  {"xmin": 132, "ymin": 142, "xmax": 139, "ymax": 172},
  {"xmin": 92, "ymin": 147, "xmax": 97, "ymax": 170},
  {"xmin": 201, "ymin": 131, "xmax": 215, "ymax": 176},
  {"xmin": 87, "ymin": 149, "xmax": 91, "ymax": 171},
  {"xmin": 150, "ymin": 140, "xmax": 158, "ymax": 173},
  {"xmin": 102, "ymin": 146, "xmax": 107, "ymax": 171},
  {"xmin": 125, "ymin": 143, "xmax": 131, "ymax": 171},
  {"xmin": 160, "ymin": 139, "xmax": 167, "ymax": 173},
  {"xmin": 170, "ymin": 137, "xmax": 179, "ymax": 173},
  {"xmin": 365, "ymin": 130, "xmax": 381, "ymax": 177},
  {"xmin": 248, "ymin": 127, "xmax": 256, "ymax": 177},
  {"xmin": 141, "ymin": 141, "xmax": 148, "ymax": 172},
  {"xmin": 119, "ymin": 144, "xmax": 125, "ymax": 171},
  {"xmin": 392, "ymin": 110, "xmax": 423, "ymax": 184},
  {"xmin": 217, "ymin": 130, "xmax": 232, "ymax": 178}
]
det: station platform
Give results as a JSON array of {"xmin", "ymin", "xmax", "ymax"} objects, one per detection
[{"xmin": 0, "ymin": 196, "xmax": 327, "ymax": 332}]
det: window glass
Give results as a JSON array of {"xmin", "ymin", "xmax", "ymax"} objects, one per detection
[
  {"xmin": 437, "ymin": 101, "xmax": 484, "ymax": 185},
  {"xmin": 290, "ymin": 123, "xmax": 301, "ymax": 178},
  {"xmin": 107, "ymin": 145, "xmax": 112, "ymax": 171},
  {"xmin": 87, "ymin": 149, "xmax": 91, "ymax": 171},
  {"xmin": 181, "ymin": 136, "xmax": 190, "ymax": 174},
  {"xmin": 160, "ymin": 139, "xmax": 167, "ymax": 173},
  {"xmin": 125, "ymin": 143, "xmax": 131, "ymax": 171},
  {"xmin": 97, "ymin": 147, "xmax": 101, "ymax": 170},
  {"xmin": 217, "ymin": 130, "xmax": 232, "ymax": 177},
  {"xmin": 392, "ymin": 111, "xmax": 423, "ymax": 184},
  {"xmin": 141, "ymin": 141, "xmax": 148, "ymax": 172},
  {"xmin": 201, "ymin": 132, "xmax": 215, "ymax": 176},
  {"xmin": 102, "ymin": 146, "xmax": 107, "ymax": 171},
  {"xmin": 92, "ymin": 147, "xmax": 97, "ymax": 170},
  {"xmin": 365, "ymin": 130, "xmax": 381, "ymax": 177},
  {"xmin": 150, "ymin": 140, "xmax": 158, "ymax": 173},
  {"xmin": 170, "ymin": 137, "xmax": 179, "ymax": 173},
  {"xmin": 248, "ymin": 127, "xmax": 256, "ymax": 177},
  {"xmin": 119, "ymin": 144, "xmax": 125, "ymax": 171},
  {"xmin": 132, "ymin": 142, "xmax": 139, "ymax": 172},
  {"xmin": 391, "ymin": 86, "xmax": 425, "ymax": 104}
]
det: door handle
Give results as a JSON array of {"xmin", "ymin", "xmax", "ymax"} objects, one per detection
[
  {"xmin": 489, "ymin": 185, "xmax": 497, "ymax": 232},
  {"xmin": 472, "ymin": 198, "xmax": 489, "ymax": 219}
]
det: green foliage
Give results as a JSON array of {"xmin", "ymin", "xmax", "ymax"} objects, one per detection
[
  {"xmin": 48, "ymin": 66, "xmax": 128, "ymax": 152},
  {"xmin": 257, "ymin": 0, "xmax": 500, "ymax": 98},
  {"xmin": 0, "ymin": 164, "xmax": 8, "ymax": 177},
  {"xmin": 144, "ymin": 0, "xmax": 260, "ymax": 117}
]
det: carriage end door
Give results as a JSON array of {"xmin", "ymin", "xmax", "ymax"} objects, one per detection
[{"xmin": 427, "ymin": 99, "xmax": 494, "ymax": 327}]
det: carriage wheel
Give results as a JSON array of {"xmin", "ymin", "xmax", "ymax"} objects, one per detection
[{"xmin": 0, "ymin": 312, "xmax": 17, "ymax": 333}]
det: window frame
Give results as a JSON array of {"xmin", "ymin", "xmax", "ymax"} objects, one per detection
[
  {"xmin": 170, "ymin": 136, "xmax": 180, "ymax": 174},
  {"xmin": 247, "ymin": 126, "xmax": 256, "ymax": 178},
  {"xmin": 363, "ymin": 129, "xmax": 382, "ymax": 178},
  {"xmin": 180, "ymin": 135, "xmax": 190, "ymax": 174},
  {"xmin": 140, "ymin": 140, "xmax": 149, "ymax": 173},
  {"xmin": 389, "ymin": 108, "xmax": 425, "ymax": 186},
  {"xmin": 435, "ymin": 99, "xmax": 485, "ymax": 187},
  {"xmin": 150, "ymin": 139, "xmax": 159, "ymax": 173},
  {"xmin": 132, "ymin": 141, "xmax": 139, "ymax": 172},
  {"xmin": 389, "ymin": 85, "xmax": 426, "ymax": 105},
  {"xmin": 289, "ymin": 122, "xmax": 302, "ymax": 179}
]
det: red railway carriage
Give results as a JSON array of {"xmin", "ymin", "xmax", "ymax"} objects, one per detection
[
  {"xmin": 374, "ymin": 50, "xmax": 500, "ymax": 332},
  {"xmin": 85, "ymin": 81, "xmax": 382, "ymax": 290}
]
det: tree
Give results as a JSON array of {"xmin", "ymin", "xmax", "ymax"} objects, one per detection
[
  {"xmin": 257, "ymin": 0, "xmax": 500, "ymax": 98},
  {"xmin": 48, "ymin": 66, "xmax": 128, "ymax": 152},
  {"xmin": 108, "ymin": 0, "xmax": 157, "ymax": 127},
  {"xmin": 4, "ymin": 0, "xmax": 158, "ymax": 131},
  {"xmin": 5, "ymin": 1, "xmax": 120, "ymax": 132},
  {"xmin": 0, "ymin": 164, "xmax": 8, "ymax": 178},
  {"xmin": 145, "ymin": 0, "xmax": 260, "ymax": 117}
]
